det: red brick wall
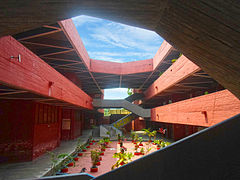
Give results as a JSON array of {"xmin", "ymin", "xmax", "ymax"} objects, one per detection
[
  {"xmin": 32, "ymin": 103, "xmax": 61, "ymax": 159},
  {"xmin": 61, "ymin": 109, "xmax": 83, "ymax": 141},
  {"xmin": 61, "ymin": 109, "xmax": 73, "ymax": 141},
  {"xmin": 133, "ymin": 118, "xmax": 146, "ymax": 131},
  {"xmin": 151, "ymin": 90, "xmax": 240, "ymax": 127},
  {"xmin": 0, "ymin": 100, "xmax": 34, "ymax": 163}
]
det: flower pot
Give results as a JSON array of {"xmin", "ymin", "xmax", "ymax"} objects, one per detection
[
  {"xmin": 67, "ymin": 162, "xmax": 74, "ymax": 167},
  {"xmin": 120, "ymin": 162, "xmax": 125, "ymax": 166},
  {"xmin": 133, "ymin": 142, "xmax": 136, "ymax": 144},
  {"xmin": 100, "ymin": 152, "xmax": 104, "ymax": 156},
  {"xmin": 61, "ymin": 168, "xmax": 68, "ymax": 173},
  {"xmin": 90, "ymin": 167, "xmax": 98, "ymax": 172},
  {"xmin": 78, "ymin": 153, "xmax": 83, "ymax": 156},
  {"xmin": 140, "ymin": 152, "xmax": 144, "ymax": 155},
  {"xmin": 135, "ymin": 145, "xmax": 139, "ymax": 148},
  {"xmin": 139, "ymin": 143, "xmax": 143, "ymax": 146},
  {"xmin": 82, "ymin": 149, "xmax": 87, "ymax": 152},
  {"xmin": 74, "ymin": 157, "xmax": 79, "ymax": 161},
  {"xmin": 105, "ymin": 142, "xmax": 109, "ymax": 145},
  {"xmin": 92, "ymin": 140, "xmax": 95, "ymax": 143},
  {"xmin": 99, "ymin": 157, "xmax": 102, "ymax": 161},
  {"xmin": 86, "ymin": 146, "xmax": 90, "ymax": 148},
  {"xmin": 118, "ymin": 142, "xmax": 121, "ymax": 144},
  {"xmin": 89, "ymin": 143, "xmax": 93, "ymax": 145},
  {"xmin": 96, "ymin": 161, "xmax": 101, "ymax": 166},
  {"xmin": 134, "ymin": 152, "xmax": 140, "ymax": 155},
  {"xmin": 101, "ymin": 148, "xmax": 105, "ymax": 152},
  {"xmin": 157, "ymin": 147, "xmax": 160, "ymax": 150}
]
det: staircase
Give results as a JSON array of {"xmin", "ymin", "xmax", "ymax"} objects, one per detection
[
  {"xmin": 93, "ymin": 99, "xmax": 150, "ymax": 118},
  {"xmin": 111, "ymin": 113, "xmax": 137, "ymax": 129},
  {"xmin": 125, "ymin": 93, "xmax": 144, "ymax": 102}
]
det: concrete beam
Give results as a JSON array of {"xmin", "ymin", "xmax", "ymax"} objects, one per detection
[
  {"xmin": 0, "ymin": 36, "xmax": 93, "ymax": 110},
  {"xmin": 151, "ymin": 90, "xmax": 240, "ymax": 127},
  {"xmin": 90, "ymin": 59, "xmax": 153, "ymax": 75},
  {"xmin": 144, "ymin": 55, "xmax": 200, "ymax": 101}
]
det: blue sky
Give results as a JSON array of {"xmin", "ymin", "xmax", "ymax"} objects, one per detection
[{"xmin": 72, "ymin": 15, "xmax": 164, "ymax": 99}]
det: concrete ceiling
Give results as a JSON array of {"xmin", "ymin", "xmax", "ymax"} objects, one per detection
[{"xmin": 0, "ymin": 0, "xmax": 239, "ymax": 98}]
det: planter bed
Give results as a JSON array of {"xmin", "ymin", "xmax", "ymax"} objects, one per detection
[{"xmin": 64, "ymin": 140, "xmax": 162, "ymax": 177}]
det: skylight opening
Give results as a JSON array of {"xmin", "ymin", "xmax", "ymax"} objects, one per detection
[
  {"xmin": 104, "ymin": 88, "xmax": 128, "ymax": 99},
  {"xmin": 72, "ymin": 15, "xmax": 164, "ymax": 63}
]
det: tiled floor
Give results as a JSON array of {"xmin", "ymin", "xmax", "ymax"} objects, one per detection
[{"xmin": 0, "ymin": 130, "xmax": 173, "ymax": 180}]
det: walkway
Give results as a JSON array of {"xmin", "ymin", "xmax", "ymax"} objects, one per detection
[{"xmin": 0, "ymin": 130, "xmax": 92, "ymax": 180}]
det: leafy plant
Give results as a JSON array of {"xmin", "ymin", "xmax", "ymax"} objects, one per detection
[
  {"xmin": 140, "ymin": 148, "xmax": 145, "ymax": 155},
  {"xmin": 91, "ymin": 150, "xmax": 100, "ymax": 167},
  {"xmin": 112, "ymin": 152, "xmax": 134, "ymax": 170},
  {"xmin": 171, "ymin": 53, "xmax": 182, "ymax": 64},
  {"xmin": 138, "ymin": 137, "xmax": 143, "ymax": 143},
  {"xmin": 142, "ymin": 129, "xmax": 157, "ymax": 142},
  {"xmin": 117, "ymin": 134, "xmax": 121, "ymax": 141},
  {"xmin": 58, "ymin": 153, "xmax": 76, "ymax": 167},
  {"xmin": 98, "ymin": 139, "xmax": 107, "ymax": 149},
  {"xmin": 130, "ymin": 131, "xmax": 136, "ymax": 141},
  {"xmin": 103, "ymin": 136, "xmax": 111, "ymax": 144},
  {"xmin": 75, "ymin": 138, "xmax": 83, "ymax": 152},
  {"xmin": 134, "ymin": 134, "xmax": 139, "ymax": 142},
  {"xmin": 155, "ymin": 139, "xmax": 163, "ymax": 148},
  {"xmin": 171, "ymin": 59, "xmax": 177, "ymax": 63},
  {"xmin": 127, "ymin": 88, "xmax": 133, "ymax": 96},
  {"xmin": 160, "ymin": 141, "xmax": 171, "ymax": 148},
  {"xmin": 47, "ymin": 151, "xmax": 58, "ymax": 170},
  {"xmin": 146, "ymin": 146, "xmax": 152, "ymax": 154}
]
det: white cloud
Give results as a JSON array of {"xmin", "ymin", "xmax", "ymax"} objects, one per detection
[
  {"xmin": 104, "ymin": 88, "xmax": 128, "ymax": 99},
  {"xmin": 72, "ymin": 15, "xmax": 164, "ymax": 62},
  {"xmin": 72, "ymin": 15, "xmax": 102, "ymax": 27},
  {"xmin": 88, "ymin": 22, "xmax": 163, "ymax": 52}
]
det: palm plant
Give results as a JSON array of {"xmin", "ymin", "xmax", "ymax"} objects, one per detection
[
  {"xmin": 112, "ymin": 152, "xmax": 134, "ymax": 169},
  {"xmin": 142, "ymin": 128, "xmax": 157, "ymax": 142}
]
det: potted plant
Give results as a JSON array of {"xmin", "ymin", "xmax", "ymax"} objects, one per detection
[
  {"xmin": 155, "ymin": 140, "xmax": 162, "ymax": 150},
  {"xmin": 112, "ymin": 152, "xmax": 134, "ymax": 169},
  {"xmin": 58, "ymin": 153, "xmax": 76, "ymax": 167},
  {"xmin": 81, "ymin": 145, "xmax": 87, "ymax": 152},
  {"xmin": 134, "ymin": 134, "xmax": 139, "ymax": 144},
  {"xmin": 145, "ymin": 146, "xmax": 152, "ymax": 155},
  {"xmin": 99, "ymin": 139, "xmax": 106, "ymax": 151},
  {"xmin": 130, "ymin": 131, "xmax": 136, "ymax": 143},
  {"xmin": 90, "ymin": 150, "xmax": 99, "ymax": 172},
  {"xmin": 140, "ymin": 147, "xmax": 145, "ymax": 155},
  {"xmin": 75, "ymin": 138, "xmax": 84, "ymax": 156},
  {"xmin": 134, "ymin": 142, "xmax": 140, "ymax": 155},
  {"xmin": 73, "ymin": 154, "xmax": 79, "ymax": 161},
  {"xmin": 160, "ymin": 141, "xmax": 171, "ymax": 148},
  {"xmin": 138, "ymin": 137, "xmax": 143, "ymax": 146},
  {"xmin": 142, "ymin": 129, "xmax": 157, "ymax": 143},
  {"xmin": 60, "ymin": 165, "xmax": 69, "ymax": 173},
  {"xmin": 117, "ymin": 134, "xmax": 122, "ymax": 144},
  {"xmin": 47, "ymin": 151, "xmax": 58, "ymax": 172}
]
